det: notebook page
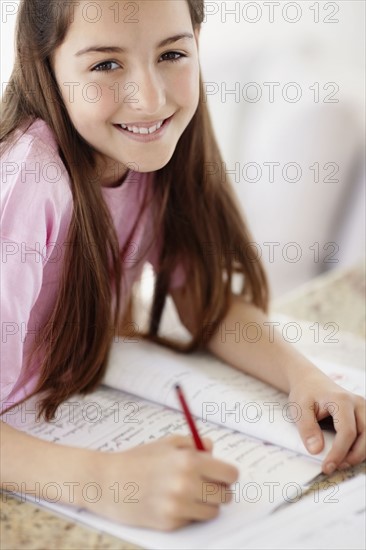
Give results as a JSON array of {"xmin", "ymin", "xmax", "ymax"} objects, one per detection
[
  {"xmin": 3, "ymin": 387, "xmax": 320, "ymax": 485},
  {"xmin": 102, "ymin": 340, "xmax": 365, "ymax": 459},
  {"xmin": 4, "ymin": 386, "xmax": 322, "ymax": 549},
  {"xmin": 209, "ymin": 474, "xmax": 366, "ymax": 550}
]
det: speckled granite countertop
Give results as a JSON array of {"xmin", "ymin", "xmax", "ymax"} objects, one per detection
[
  {"xmin": 272, "ymin": 260, "xmax": 365, "ymax": 340},
  {"xmin": 1, "ymin": 261, "xmax": 365, "ymax": 549}
]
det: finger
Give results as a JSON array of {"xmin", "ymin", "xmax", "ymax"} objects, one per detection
[
  {"xmin": 292, "ymin": 399, "xmax": 325, "ymax": 455},
  {"xmin": 166, "ymin": 435, "xmax": 213, "ymax": 453},
  {"xmin": 199, "ymin": 456, "xmax": 239, "ymax": 485},
  {"xmin": 168, "ymin": 480, "xmax": 222, "ymax": 522},
  {"xmin": 198, "ymin": 481, "xmax": 233, "ymax": 505},
  {"xmin": 338, "ymin": 431, "xmax": 366, "ymax": 469},
  {"xmin": 167, "ymin": 435, "xmax": 200, "ymax": 449},
  {"xmin": 167, "ymin": 435, "xmax": 213, "ymax": 452},
  {"xmin": 338, "ymin": 404, "xmax": 366, "ymax": 467},
  {"xmin": 201, "ymin": 437, "xmax": 214, "ymax": 453},
  {"xmin": 180, "ymin": 500, "xmax": 221, "ymax": 522},
  {"xmin": 172, "ymin": 474, "xmax": 232, "ymax": 508},
  {"xmin": 189, "ymin": 476, "xmax": 234, "ymax": 506},
  {"xmin": 321, "ymin": 401, "xmax": 358, "ymax": 474}
]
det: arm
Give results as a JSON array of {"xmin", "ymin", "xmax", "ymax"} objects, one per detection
[
  {"xmin": 203, "ymin": 294, "xmax": 314, "ymax": 394},
  {"xmin": 0, "ymin": 420, "xmax": 94, "ymax": 508},
  {"xmin": 170, "ymin": 289, "xmax": 311, "ymax": 393},
  {"xmin": 170, "ymin": 289, "xmax": 366, "ymax": 475},
  {"xmin": 0, "ymin": 420, "xmax": 239, "ymax": 530}
]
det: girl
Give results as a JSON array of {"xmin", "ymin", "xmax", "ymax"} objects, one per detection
[{"xmin": 1, "ymin": 0, "xmax": 365, "ymax": 532}]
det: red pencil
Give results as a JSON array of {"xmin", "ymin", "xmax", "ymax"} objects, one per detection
[{"xmin": 175, "ymin": 384, "xmax": 206, "ymax": 451}]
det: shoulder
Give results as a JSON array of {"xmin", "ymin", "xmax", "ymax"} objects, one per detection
[
  {"xmin": 1, "ymin": 117, "xmax": 70, "ymax": 178},
  {"xmin": 2, "ymin": 117, "xmax": 63, "ymax": 160},
  {"xmin": 1, "ymin": 118, "xmax": 73, "ymax": 243}
]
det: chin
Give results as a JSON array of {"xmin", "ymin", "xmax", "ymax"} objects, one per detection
[{"xmin": 137, "ymin": 153, "xmax": 177, "ymax": 173}]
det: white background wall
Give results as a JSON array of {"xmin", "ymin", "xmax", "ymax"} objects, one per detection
[
  {"xmin": 197, "ymin": 1, "xmax": 365, "ymax": 297},
  {"xmin": 1, "ymin": 0, "xmax": 365, "ymax": 298}
]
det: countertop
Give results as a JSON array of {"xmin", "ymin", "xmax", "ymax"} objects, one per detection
[{"xmin": 1, "ymin": 260, "xmax": 365, "ymax": 550}]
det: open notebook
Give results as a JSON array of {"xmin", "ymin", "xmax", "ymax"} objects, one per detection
[{"xmin": 3, "ymin": 334, "xmax": 365, "ymax": 550}]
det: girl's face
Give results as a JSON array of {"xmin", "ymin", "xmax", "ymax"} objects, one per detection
[{"xmin": 52, "ymin": 0, "xmax": 200, "ymax": 187}]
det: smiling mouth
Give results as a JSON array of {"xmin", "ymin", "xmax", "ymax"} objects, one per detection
[{"xmin": 115, "ymin": 116, "xmax": 172, "ymax": 135}]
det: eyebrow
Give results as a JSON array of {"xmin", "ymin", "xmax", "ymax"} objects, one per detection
[{"xmin": 74, "ymin": 33, "xmax": 194, "ymax": 57}]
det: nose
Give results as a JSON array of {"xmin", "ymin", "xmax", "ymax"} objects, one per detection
[{"xmin": 125, "ymin": 66, "xmax": 165, "ymax": 115}]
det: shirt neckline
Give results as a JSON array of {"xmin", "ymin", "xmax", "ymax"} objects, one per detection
[{"xmin": 101, "ymin": 169, "xmax": 133, "ymax": 194}]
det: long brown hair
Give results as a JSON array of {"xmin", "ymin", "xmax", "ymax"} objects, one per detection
[{"xmin": 1, "ymin": 0, "xmax": 270, "ymax": 421}]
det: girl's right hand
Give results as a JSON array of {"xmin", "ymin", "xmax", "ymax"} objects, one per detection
[{"xmin": 86, "ymin": 434, "xmax": 240, "ymax": 531}]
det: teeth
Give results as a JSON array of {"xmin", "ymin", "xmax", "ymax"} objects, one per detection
[{"xmin": 120, "ymin": 120, "xmax": 164, "ymax": 134}]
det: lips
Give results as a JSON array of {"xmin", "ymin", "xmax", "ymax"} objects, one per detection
[
  {"xmin": 119, "ymin": 119, "xmax": 165, "ymax": 135},
  {"xmin": 121, "ymin": 118, "xmax": 166, "ymax": 128},
  {"xmin": 112, "ymin": 114, "xmax": 173, "ymax": 142},
  {"xmin": 115, "ymin": 115, "xmax": 173, "ymax": 132}
]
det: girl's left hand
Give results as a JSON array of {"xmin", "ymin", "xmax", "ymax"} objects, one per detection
[{"xmin": 287, "ymin": 367, "xmax": 366, "ymax": 475}]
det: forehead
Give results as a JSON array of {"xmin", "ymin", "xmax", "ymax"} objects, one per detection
[{"xmin": 65, "ymin": 0, "xmax": 193, "ymax": 46}]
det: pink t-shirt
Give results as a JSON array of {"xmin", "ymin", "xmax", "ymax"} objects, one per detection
[{"xmin": 0, "ymin": 118, "xmax": 185, "ymax": 409}]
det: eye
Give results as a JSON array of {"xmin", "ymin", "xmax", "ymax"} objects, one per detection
[
  {"xmin": 91, "ymin": 60, "xmax": 120, "ymax": 72},
  {"xmin": 160, "ymin": 51, "xmax": 187, "ymax": 63}
]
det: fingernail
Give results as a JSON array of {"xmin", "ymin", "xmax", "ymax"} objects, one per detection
[
  {"xmin": 324, "ymin": 462, "xmax": 336, "ymax": 475},
  {"xmin": 306, "ymin": 436, "xmax": 320, "ymax": 452},
  {"xmin": 339, "ymin": 462, "xmax": 350, "ymax": 470}
]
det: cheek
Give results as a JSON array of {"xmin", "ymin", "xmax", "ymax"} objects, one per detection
[
  {"xmin": 84, "ymin": 84, "xmax": 118, "ymax": 120},
  {"xmin": 59, "ymin": 76, "xmax": 117, "ymax": 118},
  {"xmin": 168, "ymin": 64, "xmax": 200, "ymax": 107}
]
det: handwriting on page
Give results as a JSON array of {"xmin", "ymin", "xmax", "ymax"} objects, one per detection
[
  {"xmin": 103, "ymin": 340, "xmax": 364, "ymax": 459},
  {"xmin": 7, "ymin": 386, "xmax": 319, "ymax": 496},
  {"xmin": 210, "ymin": 474, "xmax": 366, "ymax": 550}
]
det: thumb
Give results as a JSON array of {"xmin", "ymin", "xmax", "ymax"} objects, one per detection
[
  {"xmin": 295, "ymin": 400, "xmax": 325, "ymax": 454},
  {"xmin": 167, "ymin": 435, "xmax": 214, "ymax": 453},
  {"xmin": 201, "ymin": 437, "xmax": 214, "ymax": 453},
  {"xmin": 168, "ymin": 434, "xmax": 198, "ymax": 448}
]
